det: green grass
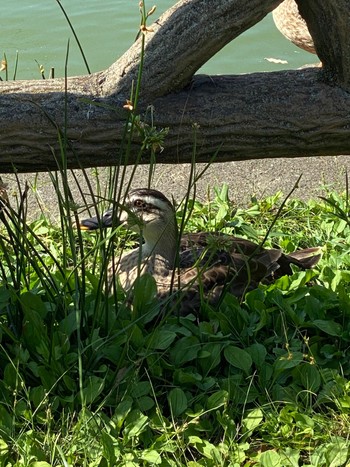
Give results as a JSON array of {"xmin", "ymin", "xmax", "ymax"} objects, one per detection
[{"xmin": 0, "ymin": 182, "xmax": 350, "ymax": 466}]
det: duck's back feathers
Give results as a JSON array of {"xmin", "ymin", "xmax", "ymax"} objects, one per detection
[{"xmin": 177, "ymin": 232, "xmax": 321, "ymax": 297}]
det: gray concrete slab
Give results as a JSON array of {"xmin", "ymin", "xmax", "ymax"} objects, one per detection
[{"xmin": 1, "ymin": 154, "xmax": 349, "ymax": 223}]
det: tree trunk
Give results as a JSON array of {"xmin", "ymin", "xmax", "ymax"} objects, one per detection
[
  {"xmin": 0, "ymin": 0, "xmax": 349, "ymax": 173},
  {"xmin": 296, "ymin": 0, "xmax": 350, "ymax": 90}
]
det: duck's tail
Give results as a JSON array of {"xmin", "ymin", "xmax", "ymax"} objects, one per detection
[
  {"xmin": 275, "ymin": 246, "xmax": 322, "ymax": 278},
  {"xmin": 287, "ymin": 247, "xmax": 322, "ymax": 269}
]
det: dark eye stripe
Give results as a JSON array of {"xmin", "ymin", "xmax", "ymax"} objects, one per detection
[
  {"xmin": 132, "ymin": 199, "xmax": 162, "ymax": 213},
  {"xmin": 129, "ymin": 188, "xmax": 173, "ymax": 210}
]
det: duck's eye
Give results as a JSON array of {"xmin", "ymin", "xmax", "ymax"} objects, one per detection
[{"xmin": 134, "ymin": 199, "xmax": 145, "ymax": 208}]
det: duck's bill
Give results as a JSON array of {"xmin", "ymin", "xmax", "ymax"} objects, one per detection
[
  {"xmin": 79, "ymin": 215, "xmax": 101, "ymax": 230},
  {"xmin": 78, "ymin": 211, "xmax": 114, "ymax": 230}
]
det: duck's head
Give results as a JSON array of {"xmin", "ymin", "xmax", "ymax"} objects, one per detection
[{"xmin": 79, "ymin": 188, "xmax": 178, "ymax": 252}]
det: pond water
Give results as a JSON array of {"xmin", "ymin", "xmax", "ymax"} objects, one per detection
[{"xmin": 2, "ymin": 0, "xmax": 313, "ymax": 80}]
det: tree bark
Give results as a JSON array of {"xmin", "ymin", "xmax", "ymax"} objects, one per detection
[
  {"xmin": 296, "ymin": 0, "xmax": 350, "ymax": 90},
  {"xmin": 0, "ymin": 0, "xmax": 349, "ymax": 173},
  {"xmin": 100, "ymin": 0, "xmax": 283, "ymax": 101}
]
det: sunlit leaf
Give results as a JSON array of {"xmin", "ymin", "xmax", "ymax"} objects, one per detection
[
  {"xmin": 259, "ymin": 450, "xmax": 283, "ymax": 467},
  {"xmin": 124, "ymin": 409, "xmax": 148, "ymax": 439},
  {"xmin": 141, "ymin": 449, "xmax": 162, "ymax": 464},
  {"xmin": 243, "ymin": 408, "xmax": 263, "ymax": 433}
]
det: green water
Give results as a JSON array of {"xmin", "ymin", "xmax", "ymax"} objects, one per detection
[{"xmin": 2, "ymin": 0, "xmax": 313, "ymax": 80}]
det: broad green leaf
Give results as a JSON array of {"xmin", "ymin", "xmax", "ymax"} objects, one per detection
[
  {"xmin": 288, "ymin": 269, "xmax": 317, "ymax": 291},
  {"xmin": 259, "ymin": 363, "xmax": 273, "ymax": 386},
  {"xmin": 132, "ymin": 274, "xmax": 160, "ymax": 323},
  {"xmin": 30, "ymin": 386, "xmax": 46, "ymax": 409},
  {"xmin": 198, "ymin": 376, "xmax": 216, "ymax": 391},
  {"xmin": 325, "ymin": 439, "xmax": 350, "ymax": 467},
  {"xmin": 170, "ymin": 336, "xmax": 200, "ymax": 365},
  {"xmin": 187, "ymin": 436, "xmax": 222, "ymax": 461},
  {"xmin": 101, "ymin": 431, "xmax": 119, "ymax": 465},
  {"xmin": 294, "ymin": 413, "xmax": 314, "ymax": 430},
  {"xmin": 273, "ymin": 352, "xmax": 304, "ymax": 373},
  {"xmin": 168, "ymin": 388, "xmax": 187, "ymax": 416},
  {"xmin": 82, "ymin": 375, "xmax": 105, "ymax": 404},
  {"xmin": 0, "ymin": 405, "xmax": 13, "ymax": 431},
  {"xmin": 140, "ymin": 449, "xmax": 162, "ymax": 464},
  {"xmin": 148, "ymin": 329, "xmax": 177, "ymax": 349},
  {"xmin": 224, "ymin": 346, "xmax": 252, "ymax": 374},
  {"xmin": 173, "ymin": 369, "xmax": 202, "ymax": 385},
  {"xmin": 136, "ymin": 396, "xmax": 154, "ymax": 412},
  {"xmin": 123, "ymin": 409, "xmax": 148, "ymax": 439},
  {"xmin": 199, "ymin": 343, "xmax": 222, "ymax": 372},
  {"xmin": 297, "ymin": 364, "xmax": 321, "ymax": 392},
  {"xmin": 14, "ymin": 400, "xmax": 31, "ymax": 420},
  {"xmin": 85, "ymin": 270, "xmax": 102, "ymax": 292},
  {"xmin": 313, "ymin": 319, "xmax": 342, "ymax": 337},
  {"xmin": 331, "ymin": 270, "xmax": 350, "ymax": 291},
  {"xmin": 37, "ymin": 366, "xmax": 57, "ymax": 390},
  {"xmin": 114, "ymin": 398, "xmax": 133, "ymax": 431},
  {"xmin": 63, "ymin": 374, "xmax": 76, "ymax": 392},
  {"xmin": 207, "ymin": 390, "xmax": 228, "ymax": 410},
  {"xmin": 22, "ymin": 307, "xmax": 50, "ymax": 358},
  {"xmin": 58, "ymin": 311, "xmax": 79, "ymax": 336},
  {"xmin": 247, "ymin": 343, "xmax": 267, "ymax": 366},
  {"xmin": 243, "ymin": 408, "xmax": 263, "ymax": 433},
  {"xmin": 0, "ymin": 286, "xmax": 11, "ymax": 309},
  {"xmin": 128, "ymin": 323, "xmax": 144, "ymax": 348},
  {"xmin": 31, "ymin": 463, "xmax": 51, "ymax": 467},
  {"xmin": 280, "ymin": 447, "xmax": 300, "ymax": 467},
  {"xmin": 133, "ymin": 274, "xmax": 157, "ymax": 306},
  {"xmin": 130, "ymin": 381, "xmax": 151, "ymax": 398},
  {"xmin": 310, "ymin": 443, "xmax": 329, "ymax": 466},
  {"xmin": 260, "ymin": 450, "xmax": 282, "ymax": 467},
  {"xmin": 20, "ymin": 291, "xmax": 47, "ymax": 317}
]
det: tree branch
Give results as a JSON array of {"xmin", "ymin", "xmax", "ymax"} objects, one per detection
[
  {"xmin": 100, "ymin": 0, "xmax": 283, "ymax": 101},
  {"xmin": 1, "ymin": 69, "xmax": 350, "ymax": 172},
  {"xmin": 296, "ymin": 0, "xmax": 350, "ymax": 90}
]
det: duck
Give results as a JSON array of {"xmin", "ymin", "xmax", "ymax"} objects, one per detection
[
  {"xmin": 272, "ymin": 0, "xmax": 316, "ymax": 54},
  {"xmin": 79, "ymin": 188, "xmax": 321, "ymax": 313}
]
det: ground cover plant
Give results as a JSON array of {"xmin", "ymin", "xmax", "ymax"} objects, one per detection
[{"xmin": 0, "ymin": 178, "xmax": 350, "ymax": 466}]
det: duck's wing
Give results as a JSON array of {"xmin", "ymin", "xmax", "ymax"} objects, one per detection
[
  {"xmin": 181, "ymin": 232, "xmax": 321, "ymax": 274},
  {"xmin": 177, "ymin": 241, "xmax": 281, "ymax": 294},
  {"xmin": 157, "ymin": 246, "xmax": 282, "ymax": 315},
  {"xmin": 180, "ymin": 232, "xmax": 265, "ymax": 256},
  {"xmin": 179, "ymin": 232, "xmax": 282, "ymax": 294}
]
